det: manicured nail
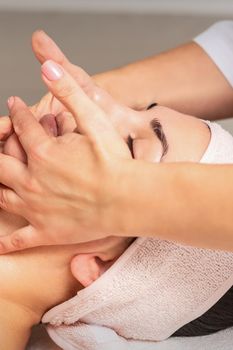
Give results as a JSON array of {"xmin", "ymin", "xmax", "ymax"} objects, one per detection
[
  {"xmin": 42, "ymin": 60, "xmax": 63, "ymax": 81},
  {"xmin": 7, "ymin": 96, "xmax": 15, "ymax": 110}
]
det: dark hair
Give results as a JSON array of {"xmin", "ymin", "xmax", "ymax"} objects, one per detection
[{"xmin": 172, "ymin": 285, "xmax": 233, "ymax": 337}]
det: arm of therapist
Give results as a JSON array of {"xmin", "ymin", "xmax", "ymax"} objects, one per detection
[
  {"xmin": 94, "ymin": 40, "xmax": 233, "ymax": 119},
  {"xmin": 0, "ymin": 61, "xmax": 233, "ymax": 254}
]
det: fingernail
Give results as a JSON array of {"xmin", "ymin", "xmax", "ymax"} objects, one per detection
[
  {"xmin": 7, "ymin": 96, "xmax": 15, "ymax": 110},
  {"xmin": 42, "ymin": 60, "xmax": 63, "ymax": 81}
]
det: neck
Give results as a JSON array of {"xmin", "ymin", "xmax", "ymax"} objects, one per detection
[{"xmin": 0, "ymin": 298, "xmax": 40, "ymax": 350}]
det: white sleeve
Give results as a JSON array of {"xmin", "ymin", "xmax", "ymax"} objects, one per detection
[{"xmin": 194, "ymin": 21, "xmax": 233, "ymax": 87}]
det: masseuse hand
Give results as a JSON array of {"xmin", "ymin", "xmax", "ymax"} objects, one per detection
[
  {"xmin": 0, "ymin": 60, "xmax": 132, "ymax": 253},
  {"xmin": 0, "ymin": 30, "xmax": 118, "ymax": 138}
]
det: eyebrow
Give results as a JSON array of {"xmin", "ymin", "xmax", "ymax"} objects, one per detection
[
  {"xmin": 150, "ymin": 118, "xmax": 169, "ymax": 158},
  {"xmin": 126, "ymin": 117, "xmax": 169, "ymax": 160}
]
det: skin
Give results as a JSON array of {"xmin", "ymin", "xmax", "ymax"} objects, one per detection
[
  {"xmin": 0, "ymin": 31, "xmax": 232, "ymax": 253},
  {"xmin": 0, "ymin": 210, "xmax": 132, "ymax": 350},
  {"xmin": 0, "ymin": 24, "xmax": 229, "ymax": 349},
  {"xmin": 0, "ymin": 101, "xmax": 211, "ymax": 350},
  {"xmin": 91, "ymin": 32, "xmax": 233, "ymax": 250},
  {"xmin": 0, "ymin": 32, "xmax": 209, "ymax": 253},
  {"xmin": 0, "ymin": 59, "xmax": 209, "ymax": 253},
  {"xmin": 32, "ymin": 31, "xmax": 233, "ymax": 253}
]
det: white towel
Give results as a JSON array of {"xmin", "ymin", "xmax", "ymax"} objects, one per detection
[{"xmin": 43, "ymin": 121, "xmax": 233, "ymax": 349}]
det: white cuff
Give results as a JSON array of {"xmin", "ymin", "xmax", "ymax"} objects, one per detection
[{"xmin": 194, "ymin": 21, "xmax": 233, "ymax": 87}]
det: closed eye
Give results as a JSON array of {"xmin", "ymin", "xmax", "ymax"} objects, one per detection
[{"xmin": 127, "ymin": 135, "xmax": 134, "ymax": 158}]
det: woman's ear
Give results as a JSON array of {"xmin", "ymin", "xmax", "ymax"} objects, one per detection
[{"xmin": 70, "ymin": 254, "xmax": 115, "ymax": 288}]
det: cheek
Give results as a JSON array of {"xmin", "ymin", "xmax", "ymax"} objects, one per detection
[{"xmin": 133, "ymin": 139, "xmax": 163, "ymax": 163}]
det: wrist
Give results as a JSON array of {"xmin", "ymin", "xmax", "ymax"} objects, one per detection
[
  {"xmin": 114, "ymin": 160, "xmax": 185, "ymax": 239},
  {"xmin": 110, "ymin": 160, "xmax": 163, "ymax": 238}
]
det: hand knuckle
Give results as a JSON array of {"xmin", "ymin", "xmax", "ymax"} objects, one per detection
[
  {"xmin": 24, "ymin": 176, "xmax": 39, "ymax": 193},
  {"xmin": 29, "ymin": 145, "xmax": 44, "ymax": 161},
  {"xmin": 29, "ymin": 140, "xmax": 51, "ymax": 162}
]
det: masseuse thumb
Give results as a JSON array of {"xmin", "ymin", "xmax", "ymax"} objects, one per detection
[{"xmin": 41, "ymin": 60, "xmax": 128, "ymax": 156}]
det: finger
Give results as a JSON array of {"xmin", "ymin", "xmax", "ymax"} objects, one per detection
[
  {"xmin": 0, "ymin": 225, "xmax": 46, "ymax": 254},
  {"xmin": 40, "ymin": 114, "xmax": 58, "ymax": 136},
  {"xmin": 32, "ymin": 30, "xmax": 71, "ymax": 67},
  {"xmin": 3, "ymin": 133, "xmax": 27, "ymax": 163},
  {"xmin": 8, "ymin": 96, "xmax": 49, "ymax": 155},
  {"xmin": 0, "ymin": 186, "xmax": 26, "ymax": 216},
  {"xmin": 32, "ymin": 31, "xmax": 123, "ymax": 119},
  {"xmin": 56, "ymin": 112, "xmax": 76, "ymax": 135},
  {"xmin": 0, "ymin": 116, "xmax": 13, "ymax": 141},
  {"xmin": 0, "ymin": 152, "xmax": 28, "ymax": 190},
  {"xmin": 41, "ymin": 60, "xmax": 122, "ymax": 148},
  {"xmin": 32, "ymin": 30, "xmax": 91, "ymax": 87},
  {"xmin": 2, "ymin": 116, "xmax": 58, "ymax": 163}
]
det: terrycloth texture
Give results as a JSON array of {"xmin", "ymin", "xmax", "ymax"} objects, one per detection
[{"xmin": 43, "ymin": 121, "xmax": 233, "ymax": 348}]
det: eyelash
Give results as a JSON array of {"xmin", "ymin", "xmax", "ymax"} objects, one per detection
[{"xmin": 127, "ymin": 135, "xmax": 134, "ymax": 158}]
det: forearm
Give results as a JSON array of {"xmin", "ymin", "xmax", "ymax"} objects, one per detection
[
  {"xmin": 94, "ymin": 42, "xmax": 233, "ymax": 119},
  {"xmin": 120, "ymin": 161, "xmax": 233, "ymax": 251}
]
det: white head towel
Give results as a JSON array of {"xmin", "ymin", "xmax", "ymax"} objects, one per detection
[{"xmin": 43, "ymin": 121, "xmax": 233, "ymax": 349}]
